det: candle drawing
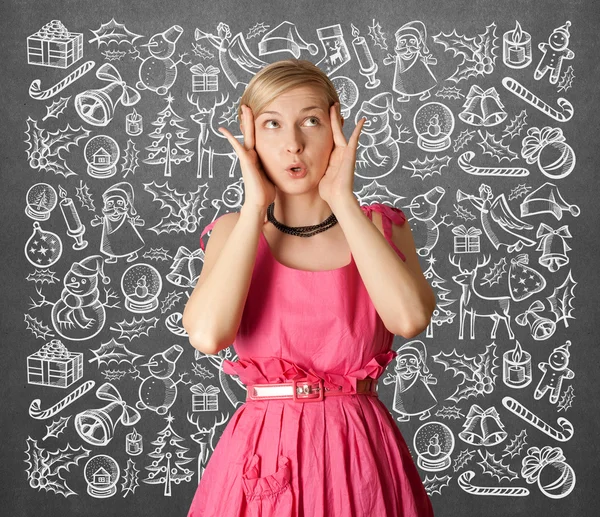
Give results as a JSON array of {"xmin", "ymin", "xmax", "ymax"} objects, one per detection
[
  {"xmin": 503, "ymin": 340, "xmax": 532, "ymax": 388},
  {"xmin": 58, "ymin": 185, "xmax": 88, "ymax": 250},
  {"xmin": 350, "ymin": 24, "xmax": 380, "ymax": 89},
  {"xmin": 126, "ymin": 108, "xmax": 143, "ymax": 136},
  {"xmin": 503, "ymin": 21, "xmax": 532, "ymax": 69},
  {"xmin": 126, "ymin": 427, "xmax": 143, "ymax": 455}
]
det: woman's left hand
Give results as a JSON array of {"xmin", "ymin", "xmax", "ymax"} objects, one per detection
[{"xmin": 318, "ymin": 102, "xmax": 366, "ymax": 207}]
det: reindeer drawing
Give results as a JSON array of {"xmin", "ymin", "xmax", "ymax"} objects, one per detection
[
  {"xmin": 188, "ymin": 92, "xmax": 240, "ymax": 179},
  {"xmin": 188, "ymin": 412, "xmax": 229, "ymax": 485},
  {"xmin": 449, "ymin": 254, "xmax": 515, "ymax": 340}
]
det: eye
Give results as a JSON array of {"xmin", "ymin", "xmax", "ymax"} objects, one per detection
[{"xmin": 305, "ymin": 116, "xmax": 320, "ymax": 126}]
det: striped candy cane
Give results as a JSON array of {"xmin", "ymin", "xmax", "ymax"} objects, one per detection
[
  {"xmin": 29, "ymin": 60, "xmax": 95, "ymax": 100},
  {"xmin": 458, "ymin": 151, "xmax": 530, "ymax": 176},
  {"xmin": 29, "ymin": 380, "xmax": 95, "ymax": 419},
  {"xmin": 458, "ymin": 471, "xmax": 530, "ymax": 496},
  {"xmin": 502, "ymin": 77, "xmax": 574, "ymax": 123},
  {"xmin": 502, "ymin": 396, "xmax": 574, "ymax": 442}
]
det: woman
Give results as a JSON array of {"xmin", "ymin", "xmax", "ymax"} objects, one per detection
[{"xmin": 184, "ymin": 59, "xmax": 436, "ymax": 517}]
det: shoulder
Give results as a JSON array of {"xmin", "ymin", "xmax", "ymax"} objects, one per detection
[
  {"xmin": 360, "ymin": 203, "xmax": 407, "ymax": 231},
  {"xmin": 199, "ymin": 211, "xmax": 240, "ymax": 251}
]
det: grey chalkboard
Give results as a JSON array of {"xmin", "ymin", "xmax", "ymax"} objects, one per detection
[{"xmin": 1, "ymin": 0, "xmax": 599, "ymax": 515}]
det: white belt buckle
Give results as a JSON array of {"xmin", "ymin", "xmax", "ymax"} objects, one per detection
[{"xmin": 292, "ymin": 378, "xmax": 324, "ymax": 402}]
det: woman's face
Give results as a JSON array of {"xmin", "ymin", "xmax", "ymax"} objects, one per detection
[{"xmin": 250, "ymin": 85, "xmax": 340, "ymax": 188}]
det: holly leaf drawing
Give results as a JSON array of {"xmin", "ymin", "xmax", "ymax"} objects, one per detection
[
  {"xmin": 354, "ymin": 181, "xmax": 406, "ymax": 207},
  {"xmin": 75, "ymin": 180, "xmax": 95, "ymax": 211},
  {"xmin": 109, "ymin": 316, "xmax": 159, "ymax": 342},
  {"xmin": 477, "ymin": 130, "xmax": 519, "ymax": 162},
  {"xmin": 435, "ymin": 86, "xmax": 464, "ymax": 100},
  {"xmin": 480, "ymin": 257, "xmax": 507, "ymax": 287},
  {"xmin": 402, "ymin": 155, "xmax": 452, "ymax": 179},
  {"xmin": 557, "ymin": 385, "xmax": 575, "ymax": 412},
  {"xmin": 433, "ymin": 343, "xmax": 498, "ymax": 403},
  {"xmin": 547, "ymin": 270, "xmax": 577, "ymax": 327},
  {"xmin": 142, "ymin": 247, "xmax": 172, "ymax": 261},
  {"xmin": 121, "ymin": 458, "xmax": 140, "ymax": 497},
  {"xmin": 435, "ymin": 405, "xmax": 465, "ymax": 420},
  {"xmin": 89, "ymin": 18, "xmax": 143, "ymax": 47},
  {"xmin": 453, "ymin": 203, "xmax": 477, "ymax": 221},
  {"xmin": 502, "ymin": 429, "xmax": 528, "ymax": 459},
  {"xmin": 368, "ymin": 19, "xmax": 388, "ymax": 50},
  {"xmin": 477, "ymin": 450, "xmax": 519, "ymax": 483},
  {"xmin": 121, "ymin": 139, "xmax": 140, "ymax": 177},
  {"xmin": 161, "ymin": 291, "xmax": 184, "ymax": 314},
  {"xmin": 89, "ymin": 338, "xmax": 144, "ymax": 367},
  {"xmin": 433, "ymin": 23, "xmax": 498, "ymax": 83},
  {"xmin": 557, "ymin": 65, "xmax": 575, "ymax": 93},
  {"xmin": 42, "ymin": 97, "xmax": 70, "ymax": 122},
  {"xmin": 25, "ymin": 437, "xmax": 90, "ymax": 497},
  {"xmin": 508, "ymin": 184, "xmax": 531, "ymax": 201},
  {"xmin": 24, "ymin": 314, "xmax": 54, "ymax": 340},
  {"xmin": 25, "ymin": 118, "xmax": 90, "ymax": 178},
  {"xmin": 42, "ymin": 416, "xmax": 71, "ymax": 441},
  {"xmin": 453, "ymin": 449, "xmax": 477, "ymax": 472},
  {"xmin": 144, "ymin": 182, "xmax": 209, "ymax": 235},
  {"xmin": 423, "ymin": 474, "xmax": 452, "ymax": 496},
  {"xmin": 503, "ymin": 109, "xmax": 528, "ymax": 140},
  {"xmin": 453, "ymin": 129, "xmax": 476, "ymax": 153}
]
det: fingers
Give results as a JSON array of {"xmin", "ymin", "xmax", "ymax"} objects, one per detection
[
  {"xmin": 330, "ymin": 102, "xmax": 347, "ymax": 148},
  {"xmin": 218, "ymin": 126, "xmax": 246, "ymax": 158},
  {"xmin": 241, "ymin": 104, "xmax": 255, "ymax": 151},
  {"xmin": 348, "ymin": 117, "xmax": 367, "ymax": 149}
]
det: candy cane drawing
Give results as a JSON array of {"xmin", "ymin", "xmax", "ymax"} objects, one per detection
[
  {"xmin": 502, "ymin": 396, "xmax": 574, "ymax": 442},
  {"xmin": 502, "ymin": 77, "xmax": 574, "ymax": 122},
  {"xmin": 458, "ymin": 471, "xmax": 530, "ymax": 496},
  {"xmin": 28, "ymin": 380, "xmax": 96, "ymax": 419},
  {"xmin": 458, "ymin": 151, "xmax": 529, "ymax": 176},
  {"xmin": 29, "ymin": 60, "xmax": 95, "ymax": 100}
]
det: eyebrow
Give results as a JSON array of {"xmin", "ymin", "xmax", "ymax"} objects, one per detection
[{"xmin": 259, "ymin": 106, "xmax": 326, "ymax": 116}]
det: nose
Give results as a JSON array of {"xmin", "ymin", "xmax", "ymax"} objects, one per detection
[{"xmin": 284, "ymin": 126, "xmax": 304, "ymax": 154}]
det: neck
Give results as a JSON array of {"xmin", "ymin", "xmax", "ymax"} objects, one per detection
[{"xmin": 272, "ymin": 190, "xmax": 333, "ymax": 227}]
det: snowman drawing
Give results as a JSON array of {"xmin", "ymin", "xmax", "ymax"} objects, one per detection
[
  {"xmin": 136, "ymin": 25, "xmax": 192, "ymax": 95},
  {"xmin": 51, "ymin": 255, "xmax": 116, "ymax": 341},
  {"xmin": 133, "ymin": 345, "xmax": 190, "ymax": 415}
]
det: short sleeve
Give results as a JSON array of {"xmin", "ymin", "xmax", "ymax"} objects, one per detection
[
  {"xmin": 199, "ymin": 214, "xmax": 229, "ymax": 252},
  {"xmin": 360, "ymin": 203, "xmax": 407, "ymax": 261}
]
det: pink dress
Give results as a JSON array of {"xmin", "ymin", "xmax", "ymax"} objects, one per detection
[{"xmin": 188, "ymin": 203, "xmax": 434, "ymax": 517}]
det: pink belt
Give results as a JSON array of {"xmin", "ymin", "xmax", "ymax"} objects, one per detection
[{"xmin": 246, "ymin": 377, "xmax": 378, "ymax": 402}]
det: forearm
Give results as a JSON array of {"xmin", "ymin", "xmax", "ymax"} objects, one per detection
[
  {"xmin": 184, "ymin": 206, "xmax": 266, "ymax": 354},
  {"xmin": 331, "ymin": 196, "xmax": 435, "ymax": 337}
]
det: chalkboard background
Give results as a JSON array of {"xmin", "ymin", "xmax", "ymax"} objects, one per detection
[{"xmin": 1, "ymin": 0, "xmax": 599, "ymax": 515}]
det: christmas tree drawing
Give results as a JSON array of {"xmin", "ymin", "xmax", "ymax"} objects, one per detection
[
  {"xmin": 424, "ymin": 256, "xmax": 456, "ymax": 338},
  {"xmin": 143, "ymin": 412, "xmax": 194, "ymax": 496},
  {"xmin": 144, "ymin": 94, "xmax": 194, "ymax": 177}
]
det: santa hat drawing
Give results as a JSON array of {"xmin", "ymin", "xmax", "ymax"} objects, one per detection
[
  {"xmin": 520, "ymin": 182, "xmax": 580, "ymax": 220},
  {"xmin": 398, "ymin": 340, "xmax": 429, "ymax": 373},
  {"xmin": 394, "ymin": 21, "xmax": 430, "ymax": 53},
  {"xmin": 68, "ymin": 255, "xmax": 111, "ymax": 284},
  {"xmin": 258, "ymin": 21, "xmax": 318, "ymax": 58},
  {"xmin": 359, "ymin": 92, "xmax": 402, "ymax": 120}
]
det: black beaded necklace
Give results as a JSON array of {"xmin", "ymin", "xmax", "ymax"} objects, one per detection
[{"xmin": 266, "ymin": 202, "xmax": 338, "ymax": 237}]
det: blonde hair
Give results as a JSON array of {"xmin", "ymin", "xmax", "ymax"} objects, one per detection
[{"xmin": 237, "ymin": 59, "xmax": 341, "ymax": 122}]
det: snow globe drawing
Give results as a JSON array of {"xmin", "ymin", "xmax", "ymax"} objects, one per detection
[
  {"xmin": 413, "ymin": 421, "xmax": 455, "ymax": 471},
  {"xmin": 84, "ymin": 454, "xmax": 120, "ymax": 498},
  {"xmin": 121, "ymin": 263, "xmax": 162, "ymax": 313},
  {"xmin": 84, "ymin": 135, "xmax": 120, "ymax": 178},
  {"xmin": 413, "ymin": 102, "xmax": 455, "ymax": 152}
]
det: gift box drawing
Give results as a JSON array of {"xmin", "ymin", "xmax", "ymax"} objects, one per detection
[
  {"xmin": 27, "ymin": 20, "xmax": 83, "ymax": 69},
  {"xmin": 190, "ymin": 64, "xmax": 220, "ymax": 92},
  {"xmin": 191, "ymin": 383, "xmax": 220, "ymax": 411},
  {"xmin": 452, "ymin": 225, "xmax": 482, "ymax": 253},
  {"xmin": 27, "ymin": 339, "xmax": 83, "ymax": 388}
]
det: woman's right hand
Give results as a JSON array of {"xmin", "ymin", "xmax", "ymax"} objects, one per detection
[{"xmin": 218, "ymin": 105, "xmax": 276, "ymax": 214}]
